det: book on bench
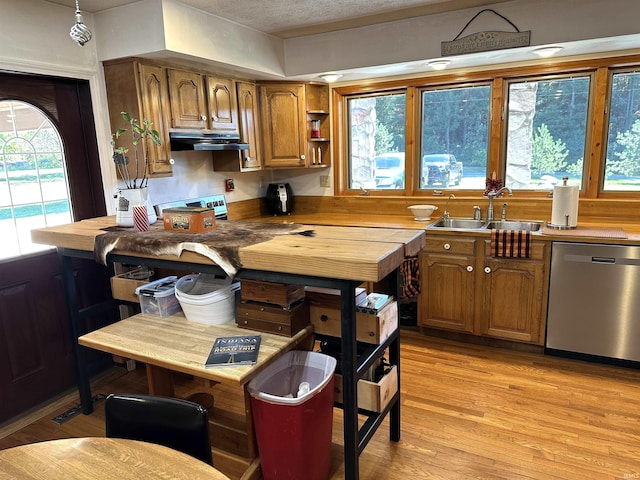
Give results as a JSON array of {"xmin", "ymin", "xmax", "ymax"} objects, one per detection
[{"xmin": 205, "ymin": 335, "xmax": 261, "ymax": 367}]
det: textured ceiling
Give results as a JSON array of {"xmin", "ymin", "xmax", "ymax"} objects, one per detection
[{"xmin": 48, "ymin": 0, "xmax": 508, "ymax": 38}]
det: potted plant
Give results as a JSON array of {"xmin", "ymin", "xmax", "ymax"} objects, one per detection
[{"xmin": 111, "ymin": 111, "xmax": 161, "ymax": 227}]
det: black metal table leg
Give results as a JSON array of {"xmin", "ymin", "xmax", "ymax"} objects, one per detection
[{"xmin": 339, "ymin": 281, "xmax": 359, "ymax": 480}]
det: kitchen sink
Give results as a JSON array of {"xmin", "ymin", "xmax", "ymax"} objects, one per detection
[
  {"xmin": 428, "ymin": 218, "xmax": 486, "ymax": 229},
  {"xmin": 427, "ymin": 218, "xmax": 545, "ymax": 232},
  {"xmin": 484, "ymin": 220, "xmax": 544, "ymax": 232}
]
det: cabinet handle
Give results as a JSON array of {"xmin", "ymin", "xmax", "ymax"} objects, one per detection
[
  {"xmin": 467, "ymin": 265, "xmax": 473, "ymax": 272},
  {"xmin": 320, "ymin": 314, "xmax": 328, "ymax": 322},
  {"xmin": 484, "ymin": 266, "xmax": 492, "ymax": 274},
  {"xmin": 443, "ymin": 243, "xmax": 451, "ymax": 250},
  {"xmin": 300, "ymin": 154, "xmax": 306, "ymax": 160},
  {"xmin": 169, "ymin": 158, "xmax": 175, "ymax": 165},
  {"xmin": 201, "ymin": 115, "xmax": 207, "ymax": 121}
]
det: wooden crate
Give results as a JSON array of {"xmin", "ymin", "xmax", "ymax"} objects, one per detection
[
  {"xmin": 237, "ymin": 299, "xmax": 309, "ymax": 337},
  {"xmin": 310, "ymin": 300, "xmax": 398, "ymax": 345},
  {"xmin": 334, "ymin": 365, "xmax": 398, "ymax": 413},
  {"xmin": 240, "ymin": 279, "xmax": 305, "ymax": 307}
]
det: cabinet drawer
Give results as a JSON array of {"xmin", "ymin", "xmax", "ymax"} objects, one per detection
[
  {"xmin": 310, "ymin": 301, "xmax": 397, "ymax": 345},
  {"xmin": 483, "ymin": 239, "xmax": 546, "ymax": 261},
  {"xmin": 334, "ymin": 365, "xmax": 398, "ymax": 413},
  {"xmin": 237, "ymin": 300, "xmax": 309, "ymax": 337},
  {"xmin": 424, "ymin": 236, "xmax": 476, "ymax": 255},
  {"xmin": 240, "ymin": 279, "xmax": 305, "ymax": 307},
  {"xmin": 110, "ymin": 267, "xmax": 154, "ymax": 303}
]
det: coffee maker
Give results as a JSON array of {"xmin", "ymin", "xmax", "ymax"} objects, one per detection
[{"xmin": 266, "ymin": 183, "xmax": 293, "ymax": 215}]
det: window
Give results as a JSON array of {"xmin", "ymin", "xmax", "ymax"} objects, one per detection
[
  {"xmin": 0, "ymin": 100, "xmax": 71, "ymax": 259},
  {"xmin": 420, "ymin": 84, "xmax": 491, "ymax": 190},
  {"xmin": 505, "ymin": 76, "xmax": 590, "ymax": 190},
  {"xmin": 604, "ymin": 70, "xmax": 640, "ymax": 191},
  {"xmin": 348, "ymin": 93, "xmax": 406, "ymax": 190}
]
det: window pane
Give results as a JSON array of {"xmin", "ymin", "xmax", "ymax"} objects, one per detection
[
  {"xmin": 348, "ymin": 94, "xmax": 406, "ymax": 190},
  {"xmin": 604, "ymin": 71, "xmax": 640, "ymax": 191},
  {"xmin": 0, "ymin": 100, "xmax": 71, "ymax": 260},
  {"xmin": 505, "ymin": 76, "xmax": 590, "ymax": 190},
  {"xmin": 420, "ymin": 85, "xmax": 490, "ymax": 190}
]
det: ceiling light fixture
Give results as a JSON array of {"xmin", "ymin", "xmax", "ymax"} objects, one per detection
[
  {"xmin": 70, "ymin": 0, "xmax": 92, "ymax": 47},
  {"xmin": 533, "ymin": 46, "xmax": 564, "ymax": 58},
  {"xmin": 320, "ymin": 74, "xmax": 343, "ymax": 83},
  {"xmin": 426, "ymin": 59, "xmax": 452, "ymax": 70}
]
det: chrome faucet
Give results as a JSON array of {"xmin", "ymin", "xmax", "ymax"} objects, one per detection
[
  {"xmin": 501, "ymin": 203, "xmax": 508, "ymax": 221},
  {"xmin": 486, "ymin": 187, "xmax": 512, "ymax": 221},
  {"xmin": 442, "ymin": 193, "xmax": 455, "ymax": 219}
]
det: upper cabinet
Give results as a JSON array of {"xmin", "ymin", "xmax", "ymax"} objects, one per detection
[
  {"xmin": 206, "ymin": 76, "xmax": 239, "ymax": 134},
  {"xmin": 259, "ymin": 82, "xmax": 330, "ymax": 169},
  {"xmin": 236, "ymin": 81, "xmax": 262, "ymax": 171},
  {"xmin": 103, "ymin": 58, "xmax": 173, "ymax": 177},
  {"xmin": 167, "ymin": 69, "xmax": 239, "ymax": 134}
]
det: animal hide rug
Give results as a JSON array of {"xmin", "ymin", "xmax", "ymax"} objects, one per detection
[{"xmin": 94, "ymin": 220, "xmax": 313, "ymax": 277}]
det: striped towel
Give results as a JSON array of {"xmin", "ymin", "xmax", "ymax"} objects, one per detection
[{"xmin": 491, "ymin": 229, "xmax": 531, "ymax": 258}]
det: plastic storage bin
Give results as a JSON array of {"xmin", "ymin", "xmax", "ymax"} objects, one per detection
[
  {"xmin": 135, "ymin": 276, "xmax": 181, "ymax": 317},
  {"xmin": 247, "ymin": 350, "xmax": 337, "ymax": 480},
  {"xmin": 175, "ymin": 274, "xmax": 240, "ymax": 325}
]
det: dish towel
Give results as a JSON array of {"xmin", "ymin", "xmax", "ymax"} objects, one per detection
[
  {"xmin": 491, "ymin": 229, "xmax": 531, "ymax": 258},
  {"xmin": 400, "ymin": 256, "xmax": 420, "ymax": 298}
]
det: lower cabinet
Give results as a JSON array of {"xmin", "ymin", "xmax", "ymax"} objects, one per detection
[{"xmin": 419, "ymin": 234, "xmax": 549, "ymax": 345}]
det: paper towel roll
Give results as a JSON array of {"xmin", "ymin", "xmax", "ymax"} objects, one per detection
[{"xmin": 550, "ymin": 183, "xmax": 579, "ymax": 227}]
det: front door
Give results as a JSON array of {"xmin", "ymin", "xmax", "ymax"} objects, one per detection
[{"xmin": 0, "ymin": 71, "xmax": 115, "ymax": 423}]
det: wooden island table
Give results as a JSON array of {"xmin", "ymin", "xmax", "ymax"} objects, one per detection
[{"xmin": 31, "ymin": 216, "xmax": 425, "ymax": 480}]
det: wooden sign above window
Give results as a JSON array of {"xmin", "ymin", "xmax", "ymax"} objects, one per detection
[{"xmin": 441, "ymin": 9, "xmax": 530, "ymax": 57}]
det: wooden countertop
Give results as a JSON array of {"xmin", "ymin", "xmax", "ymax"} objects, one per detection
[
  {"xmin": 79, "ymin": 313, "xmax": 313, "ymax": 387},
  {"xmin": 247, "ymin": 212, "xmax": 640, "ymax": 244},
  {"xmin": 31, "ymin": 216, "xmax": 425, "ymax": 282}
]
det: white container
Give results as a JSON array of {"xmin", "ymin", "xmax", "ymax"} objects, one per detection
[
  {"xmin": 135, "ymin": 276, "xmax": 181, "ymax": 317},
  {"xmin": 175, "ymin": 274, "xmax": 240, "ymax": 325}
]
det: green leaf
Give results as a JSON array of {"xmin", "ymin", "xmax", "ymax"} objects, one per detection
[{"xmin": 121, "ymin": 111, "xmax": 131, "ymax": 122}]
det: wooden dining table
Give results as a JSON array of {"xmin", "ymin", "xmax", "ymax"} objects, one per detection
[{"xmin": 0, "ymin": 437, "xmax": 231, "ymax": 479}]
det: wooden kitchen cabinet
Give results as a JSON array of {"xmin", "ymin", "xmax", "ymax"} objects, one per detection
[
  {"xmin": 419, "ymin": 236, "xmax": 477, "ymax": 333},
  {"xmin": 259, "ymin": 83, "xmax": 307, "ymax": 168},
  {"xmin": 167, "ymin": 69, "xmax": 208, "ymax": 129},
  {"xmin": 236, "ymin": 81, "xmax": 262, "ymax": 171},
  {"xmin": 259, "ymin": 82, "xmax": 331, "ymax": 169},
  {"xmin": 205, "ymin": 76, "xmax": 238, "ymax": 133},
  {"xmin": 419, "ymin": 234, "xmax": 549, "ymax": 345},
  {"xmin": 478, "ymin": 240, "xmax": 548, "ymax": 344},
  {"xmin": 103, "ymin": 58, "xmax": 173, "ymax": 177}
]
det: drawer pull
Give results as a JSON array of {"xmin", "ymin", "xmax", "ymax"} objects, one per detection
[
  {"xmin": 466, "ymin": 265, "xmax": 473, "ymax": 272},
  {"xmin": 320, "ymin": 314, "xmax": 328, "ymax": 322},
  {"xmin": 443, "ymin": 243, "xmax": 451, "ymax": 250},
  {"xmin": 484, "ymin": 266, "xmax": 492, "ymax": 274}
]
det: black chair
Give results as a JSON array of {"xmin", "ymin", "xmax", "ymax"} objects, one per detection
[{"xmin": 104, "ymin": 393, "xmax": 213, "ymax": 466}]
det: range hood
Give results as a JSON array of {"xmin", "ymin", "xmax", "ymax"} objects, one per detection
[{"xmin": 169, "ymin": 130, "xmax": 250, "ymax": 151}]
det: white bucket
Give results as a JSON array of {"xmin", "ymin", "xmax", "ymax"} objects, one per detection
[{"xmin": 175, "ymin": 274, "xmax": 240, "ymax": 325}]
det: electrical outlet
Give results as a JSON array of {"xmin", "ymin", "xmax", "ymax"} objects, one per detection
[{"xmin": 320, "ymin": 175, "xmax": 330, "ymax": 188}]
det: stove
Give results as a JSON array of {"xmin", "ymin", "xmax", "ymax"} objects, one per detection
[{"xmin": 154, "ymin": 194, "xmax": 228, "ymax": 220}]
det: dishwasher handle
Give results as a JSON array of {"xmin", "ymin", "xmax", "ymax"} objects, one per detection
[{"xmin": 591, "ymin": 256, "xmax": 615, "ymax": 264}]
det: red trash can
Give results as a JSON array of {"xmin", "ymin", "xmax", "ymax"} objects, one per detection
[{"xmin": 248, "ymin": 350, "xmax": 337, "ymax": 480}]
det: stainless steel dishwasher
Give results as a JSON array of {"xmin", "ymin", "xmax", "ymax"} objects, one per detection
[{"xmin": 546, "ymin": 242, "xmax": 640, "ymax": 362}]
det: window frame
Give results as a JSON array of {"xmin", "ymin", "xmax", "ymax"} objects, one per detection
[{"xmin": 333, "ymin": 54, "xmax": 640, "ymax": 200}]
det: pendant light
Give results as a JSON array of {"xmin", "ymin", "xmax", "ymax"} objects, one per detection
[{"xmin": 70, "ymin": 0, "xmax": 92, "ymax": 47}]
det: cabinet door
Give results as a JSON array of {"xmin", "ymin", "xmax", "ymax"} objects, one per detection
[
  {"xmin": 167, "ymin": 69, "xmax": 207, "ymax": 129},
  {"xmin": 479, "ymin": 258, "xmax": 545, "ymax": 344},
  {"xmin": 236, "ymin": 81, "xmax": 262, "ymax": 171},
  {"xmin": 138, "ymin": 64, "xmax": 173, "ymax": 175},
  {"xmin": 260, "ymin": 84, "xmax": 306, "ymax": 168},
  {"xmin": 419, "ymin": 252, "xmax": 476, "ymax": 333},
  {"xmin": 206, "ymin": 76, "xmax": 238, "ymax": 133}
]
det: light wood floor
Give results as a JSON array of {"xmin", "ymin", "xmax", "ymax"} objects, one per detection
[{"xmin": 2, "ymin": 330, "xmax": 640, "ymax": 480}]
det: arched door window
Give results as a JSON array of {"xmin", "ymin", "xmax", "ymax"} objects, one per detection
[{"xmin": 0, "ymin": 100, "xmax": 72, "ymax": 260}]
